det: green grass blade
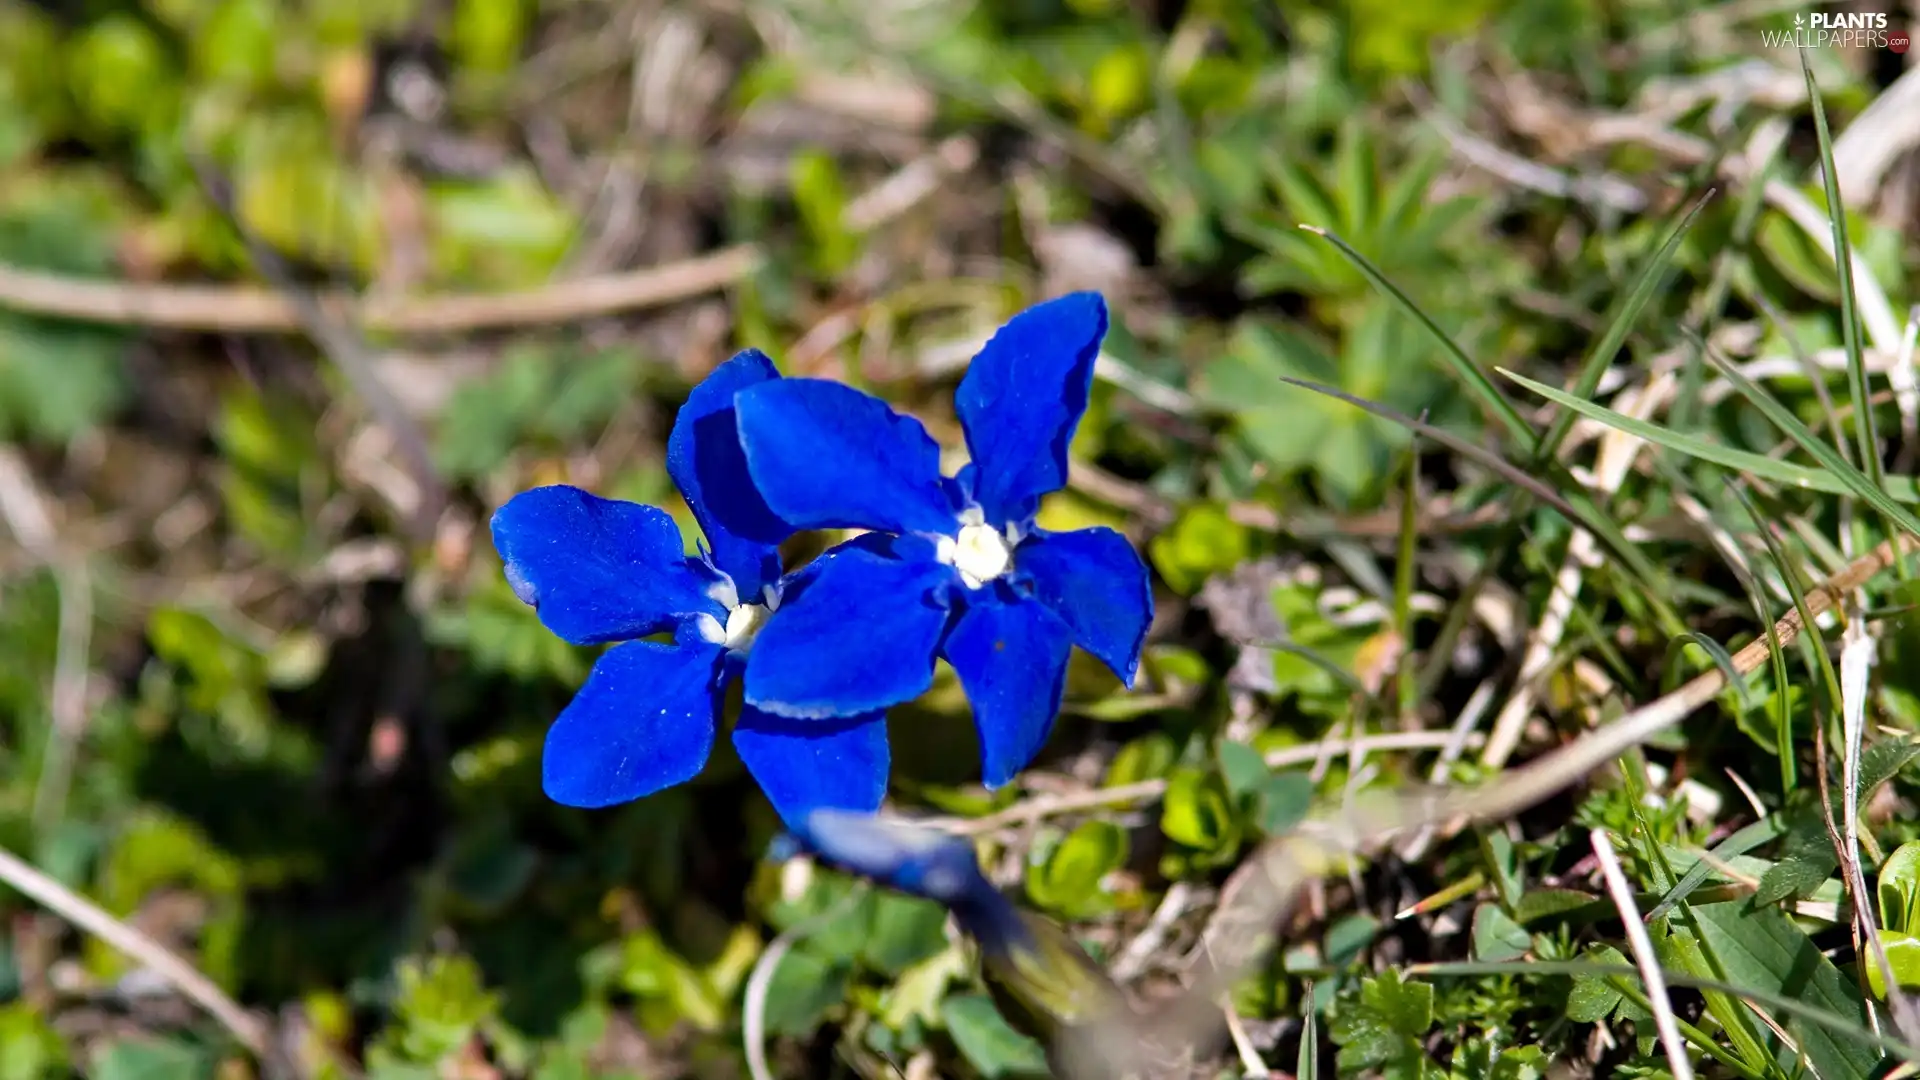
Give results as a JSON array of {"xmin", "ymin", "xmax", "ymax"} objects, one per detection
[
  {"xmin": 1276, "ymin": 377, "xmax": 1572, "ymax": 517},
  {"xmin": 1500, "ymin": 368, "xmax": 1920, "ymax": 506},
  {"xmin": 1644, "ymin": 816, "xmax": 1790, "ymax": 922},
  {"xmin": 1534, "ymin": 191, "xmax": 1712, "ymax": 463},
  {"xmin": 1730, "ymin": 480, "xmax": 1845, "ymax": 737},
  {"xmin": 1296, "ymin": 983, "xmax": 1320, "ymax": 1079},
  {"xmin": 1297, "ymin": 224, "xmax": 1534, "ymax": 447},
  {"xmin": 1800, "ymin": 49, "xmax": 1882, "ymax": 490},
  {"xmin": 1285, "ymin": 376, "xmax": 1681, "ymax": 629},
  {"xmin": 1720, "ymin": 498, "xmax": 1802, "ymax": 794},
  {"xmin": 1665, "ymin": 631, "xmax": 1748, "ymax": 710},
  {"xmin": 1800, "ymin": 48, "xmax": 1907, "ymax": 587},
  {"xmin": 1698, "ymin": 337, "xmax": 1920, "ymax": 540},
  {"xmin": 1395, "ymin": 439, "xmax": 1420, "ymax": 722}
]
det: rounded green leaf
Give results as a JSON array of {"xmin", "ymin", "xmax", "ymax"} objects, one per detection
[
  {"xmin": 1106, "ymin": 731, "xmax": 1177, "ymax": 786},
  {"xmin": 1877, "ymin": 840, "xmax": 1920, "ymax": 934},
  {"xmin": 67, "ymin": 16, "xmax": 180, "ymax": 138},
  {"xmin": 1147, "ymin": 503, "xmax": 1251, "ymax": 594},
  {"xmin": 1026, "ymin": 821, "xmax": 1128, "ymax": 917},
  {"xmin": 1161, "ymin": 767, "xmax": 1236, "ymax": 852},
  {"xmin": 1865, "ymin": 930, "xmax": 1920, "ymax": 1000}
]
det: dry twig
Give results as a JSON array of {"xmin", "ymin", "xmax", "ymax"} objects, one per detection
[
  {"xmin": 0, "ymin": 844, "xmax": 268, "ymax": 1054},
  {"xmin": 0, "ymin": 245, "xmax": 762, "ymax": 334},
  {"xmin": 1591, "ymin": 828, "xmax": 1694, "ymax": 1080}
]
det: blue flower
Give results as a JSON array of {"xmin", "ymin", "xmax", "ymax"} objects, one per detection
[
  {"xmin": 730, "ymin": 292, "xmax": 1154, "ymax": 786},
  {"xmin": 790, "ymin": 809, "xmax": 1029, "ymax": 962},
  {"xmin": 488, "ymin": 350, "xmax": 888, "ymax": 827},
  {"xmin": 789, "ymin": 809, "xmax": 1128, "ymax": 1038}
]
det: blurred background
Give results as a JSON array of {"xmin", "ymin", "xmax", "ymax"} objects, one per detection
[{"xmin": 2, "ymin": 0, "xmax": 1919, "ymax": 1077}]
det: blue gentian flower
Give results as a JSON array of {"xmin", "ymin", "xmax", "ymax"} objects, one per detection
[
  {"xmin": 488, "ymin": 350, "xmax": 888, "ymax": 827},
  {"xmin": 729, "ymin": 292, "xmax": 1154, "ymax": 786},
  {"xmin": 792, "ymin": 809, "xmax": 998, "ymax": 915},
  {"xmin": 790, "ymin": 809, "xmax": 1128, "ymax": 1042}
]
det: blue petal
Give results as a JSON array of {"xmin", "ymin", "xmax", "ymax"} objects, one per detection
[
  {"xmin": 942, "ymin": 592, "xmax": 1074, "ymax": 788},
  {"xmin": 954, "ymin": 293, "xmax": 1109, "ymax": 524},
  {"xmin": 792, "ymin": 808, "xmax": 994, "ymax": 909},
  {"xmin": 491, "ymin": 485, "xmax": 720, "ymax": 644},
  {"xmin": 743, "ymin": 543, "xmax": 954, "ymax": 718},
  {"xmin": 543, "ymin": 639, "xmax": 726, "ymax": 808},
  {"xmin": 732, "ymin": 707, "xmax": 889, "ymax": 828},
  {"xmin": 735, "ymin": 378, "xmax": 957, "ymax": 536},
  {"xmin": 666, "ymin": 349, "xmax": 790, "ymax": 598},
  {"xmin": 1017, "ymin": 526, "xmax": 1153, "ymax": 686}
]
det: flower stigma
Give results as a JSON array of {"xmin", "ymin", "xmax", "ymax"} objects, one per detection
[
  {"xmin": 724, "ymin": 602, "xmax": 769, "ymax": 652},
  {"xmin": 696, "ymin": 600, "xmax": 771, "ymax": 653},
  {"xmin": 942, "ymin": 521, "xmax": 1014, "ymax": 589}
]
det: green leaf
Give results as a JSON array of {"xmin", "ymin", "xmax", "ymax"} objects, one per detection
[
  {"xmin": 0, "ymin": 187, "xmax": 130, "ymax": 443},
  {"xmin": 1255, "ymin": 771, "xmax": 1314, "ymax": 836},
  {"xmin": 1854, "ymin": 737, "xmax": 1920, "ymax": 801},
  {"xmin": 1865, "ymin": 929, "xmax": 1920, "ymax": 999},
  {"xmin": 941, "ymin": 994, "xmax": 1050, "ymax": 1079},
  {"xmin": 90, "ymin": 1038, "xmax": 212, "ymax": 1080},
  {"xmin": 0, "ymin": 1002, "xmax": 67, "ymax": 1080},
  {"xmin": 1216, "ymin": 739, "xmax": 1267, "ymax": 798},
  {"xmin": 614, "ymin": 931, "xmax": 724, "ymax": 1034},
  {"xmin": 236, "ymin": 127, "xmax": 385, "ymax": 278},
  {"xmin": 791, "ymin": 149, "xmax": 859, "ymax": 276},
  {"xmin": 194, "ymin": 0, "xmax": 279, "ymax": 91},
  {"xmin": 1755, "ymin": 807, "xmax": 1841, "ymax": 905},
  {"xmin": 451, "ymin": 0, "xmax": 530, "ymax": 75},
  {"xmin": 1489, "ymin": 1045, "xmax": 1547, "ymax": 1080},
  {"xmin": 880, "ymin": 945, "xmax": 969, "ymax": 1030},
  {"xmin": 1692, "ymin": 900, "xmax": 1878, "ymax": 1080},
  {"xmin": 1161, "ymin": 767, "xmax": 1238, "ymax": 854},
  {"xmin": 68, "ymin": 16, "xmax": 180, "ymax": 138},
  {"xmin": 427, "ymin": 572, "xmax": 586, "ymax": 685},
  {"xmin": 767, "ymin": 873, "xmax": 874, "ymax": 962},
  {"xmin": 1106, "ymin": 732, "xmax": 1177, "ymax": 786},
  {"xmin": 1879, "ymin": 841, "xmax": 1920, "ymax": 934},
  {"xmin": 1647, "ymin": 817, "xmax": 1788, "ymax": 921},
  {"xmin": 1325, "ymin": 914, "xmax": 1381, "ymax": 969},
  {"xmin": 1564, "ymin": 945, "xmax": 1629, "ymax": 1023},
  {"xmin": 145, "ymin": 608, "xmax": 278, "ymax": 760},
  {"xmin": 427, "ymin": 170, "xmax": 577, "ymax": 288},
  {"xmin": 1330, "ymin": 970, "xmax": 1434, "ymax": 1072},
  {"xmin": 1757, "ymin": 210, "xmax": 1852, "ymax": 304},
  {"xmin": 761, "ymin": 949, "xmax": 850, "ymax": 1037},
  {"xmin": 434, "ymin": 345, "xmax": 638, "ymax": 480},
  {"xmin": 1026, "ymin": 821, "xmax": 1127, "ymax": 918},
  {"xmin": 1147, "ymin": 502, "xmax": 1252, "ymax": 594},
  {"xmin": 1511, "ymin": 888, "xmax": 1601, "ymax": 925},
  {"xmin": 390, "ymin": 954, "xmax": 500, "ymax": 1062},
  {"xmin": 1481, "ymin": 831, "xmax": 1522, "ymax": 910},
  {"xmin": 1801, "ymin": 55, "xmax": 1882, "ymax": 495},
  {"xmin": 1759, "ymin": 743, "xmax": 1920, "ymax": 904},
  {"xmin": 862, "ymin": 893, "xmax": 951, "ymax": 976},
  {"xmin": 0, "ymin": 316, "xmax": 128, "ymax": 443},
  {"xmin": 1469, "ymin": 904, "xmax": 1531, "ymax": 963}
]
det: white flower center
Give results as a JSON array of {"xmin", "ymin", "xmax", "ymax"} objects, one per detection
[
  {"xmin": 722, "ymin": 602, "xmax": 769, "ymax": 651},
  {"xmin": 696, "ymin": 582, "xmax": 778, "ymax": 654},
  {"xmin": 944, "ymin": 522, "xmax": 1013, "ymax": 589}
]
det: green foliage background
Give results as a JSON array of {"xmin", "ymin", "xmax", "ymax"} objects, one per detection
[{"xmin": 4, "ymin": 0, "xmax": 1920, "ymax": 1077}]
